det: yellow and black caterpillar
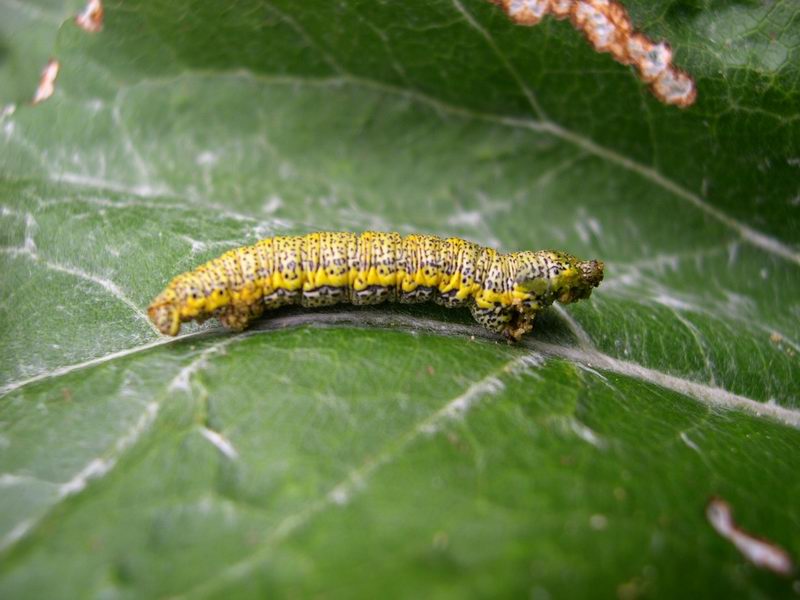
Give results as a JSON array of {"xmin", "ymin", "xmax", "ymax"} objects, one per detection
[{"xmin": 148, "ymin": 231, "xmax": 604, "ymax": 341}]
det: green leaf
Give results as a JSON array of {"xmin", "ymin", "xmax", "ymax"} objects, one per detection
[{"xmin": 1, "ymin": 0, "xmax": 799, "ymax": 597}]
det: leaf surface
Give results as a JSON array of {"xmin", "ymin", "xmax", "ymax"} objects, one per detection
[{"xmin": 1, "ymin": 1, "xmax": 799, "ymax": 597}]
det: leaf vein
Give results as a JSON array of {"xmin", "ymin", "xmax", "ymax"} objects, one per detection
[
  {"xmin": 0, "ymin": 245, "xmax": 159, "ymax": 335},
  {"xmin": 3, "ymin": 311, "xmax": 798, "ymax": 427},
  {"xmin": 0, "ymin": 336, "xmax": 244, "ymax": 554},
  {"xmin": 108, "ymin": 69, "xmax": 800, "ymax": 266},
  {"xmin": 178, "ymin": 351, "xmax": 540, "ymax": 599}
]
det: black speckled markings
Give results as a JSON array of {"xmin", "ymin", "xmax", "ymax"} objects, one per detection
[{"xmin": 148, "ymin": 231, "xmax": 604, "ymax": 341}]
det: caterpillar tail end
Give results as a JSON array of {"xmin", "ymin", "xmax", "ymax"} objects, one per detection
[{"xmin": 148, "ymin": 294, "xmax": 182, "ymax": 336}]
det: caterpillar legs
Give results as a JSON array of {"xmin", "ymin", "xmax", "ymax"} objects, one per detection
[
  {"xmin": 218, "ymin": 303, "xmax": 264, "ymax": 332},
  {"xmin": 212, "ymin": 298, "xmax": 535, "ymax": 342},
  {"xmin": 470, "ymin": 304, "xmax": 537, "ymax": 343}
]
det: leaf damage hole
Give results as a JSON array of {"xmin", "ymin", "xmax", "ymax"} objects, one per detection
[
  {"xmin": 706, "ymin": 497, "xmax": 795, "ymax": 577},
  {"xmin": 490, "ymin": 0, "xmax": 696, "ymax": 107},
  {"xmin": 75, "ymin": 0, "xmax": 104, "ymax": 33},
  {"xmin": 32, "ymin": 59, "xmax": 59, "ymax": 105}
]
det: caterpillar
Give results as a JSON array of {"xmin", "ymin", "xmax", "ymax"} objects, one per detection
[{"xmin": 147, "ymin": 231, "xmax": 604, "ymax": 341}]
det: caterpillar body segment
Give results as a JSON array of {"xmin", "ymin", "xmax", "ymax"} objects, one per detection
[{"xmin": 148, "ymin": 231, "xmax": 604, "ymax": 341}]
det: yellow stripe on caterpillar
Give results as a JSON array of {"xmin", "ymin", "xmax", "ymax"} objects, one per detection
[{"xmin": 147, "ymin": 231, "xmax": 604, "ymax": 342}]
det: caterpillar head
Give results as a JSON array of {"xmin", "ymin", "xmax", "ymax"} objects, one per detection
[
  {"xmin": 562, "ymin": 257, "xmax": 604, "ymax": 303},
  {"xmin": 515, "ymin": 251, "xmax": 604, "ymax": 305}
]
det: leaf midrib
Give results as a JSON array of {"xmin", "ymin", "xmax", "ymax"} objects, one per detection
[{"xmin": 3, "ymin": 309, "xmax": 799, "ymax": 430}]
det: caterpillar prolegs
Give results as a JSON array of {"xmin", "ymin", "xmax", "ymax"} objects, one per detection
[{"xmin": 148, "ymin": 231, "xmax": 604, "ymax": 341}]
